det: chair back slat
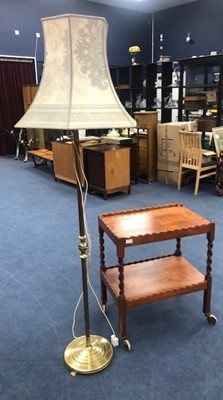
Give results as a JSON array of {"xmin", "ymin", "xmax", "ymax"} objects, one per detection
[{"xmin": 179, "ymin": 131, "xmax": 202, "ymax": 167}]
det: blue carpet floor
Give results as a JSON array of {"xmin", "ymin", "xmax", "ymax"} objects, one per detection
[{"xmin": 0, "ymin": 155, "xmax": 222, "ymax": 400}]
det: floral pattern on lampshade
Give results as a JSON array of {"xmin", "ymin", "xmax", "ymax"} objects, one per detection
[{"xmin": 74, "ymin": 19, "xmax": 108, "ymax": 91}]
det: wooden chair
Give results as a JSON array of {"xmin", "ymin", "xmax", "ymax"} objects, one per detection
[
  {"xmin": 177, "ymin": 131, "xmax": 217, "ymax": 195},
  {"xmin": 212, "ymin": 126, "xmax": 223, "ymax": 159}
]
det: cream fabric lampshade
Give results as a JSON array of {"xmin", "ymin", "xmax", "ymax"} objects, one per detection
[{"xmin": 15, "ymin": 14, "xmax": 136, "ymax": 130}]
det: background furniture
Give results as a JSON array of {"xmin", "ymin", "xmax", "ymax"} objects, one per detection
[
  {"xmin": 52, "ymin": 141, "xmax": 84, "ymax": 186},
  {"xmin": 212, "ymin": 126, "xmax": 223, "ymax": 158},
  {"xmin": 23, "ymin": 85, "xmax": 62, "ymax": 150},
  {"xmin": 157, "ymin": 121, "xmax": 197, "ymax": 185},
  {"xmin": 28, "ymin": 148, "xmax": 53, "ymax": 164},
  {"xmin": 28, "ymin": 148, "xmax": 54, "ymax": 173},
  {"xmin": 39, "ymin": 141, "xmax": 130, "ymax": 192},
  {"xmin": 134, "ymin": 111, "xmax": 158, "ymax": 182},
  {"xmin": 110, "ymin": 62, "xmax": 178, "ymax": 123},
  {"xmin": 98, "ymin": 203, "xmax": 216, "ymax": 349},
  {"xmin": 22, "ymin": 84, "xmax": 45, "ymax": 149},
  {"xmin": 178, "ymin": 54, "xmax": 223, "ymax": 127},
  {"xmin": 84, "ymin": 144, "xmax": 130, "ymax": 199},
  {"xmin": 111, "ymin": 55, "xmax": 223, "ymax": 130},
  {"xmin": 177, "ymin": 131, "xmax": 217, "ymax": 195},
  {"xmin": 52, "ymin": 140, "xmax": 101, "ymax": 186}
]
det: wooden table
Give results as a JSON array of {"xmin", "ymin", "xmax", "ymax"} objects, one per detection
[{"xmin": 98, "ymin": 203, "xmax": 216, "ymax": 350}]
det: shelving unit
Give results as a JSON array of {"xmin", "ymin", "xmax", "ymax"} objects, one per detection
[
  {"xmin": 98, "ymin": 203, "xmax": 216, "ymax": 349},
  {"xmin": 159, "ymin": 61, "xmax": 175, "ymax": 122},
  {"xmin": 110, "ymin": 65, "xmax": 145, "ymax": 116},
  {"xmin": 178, "ymin": 54, "xmax": 223, "ymax": 129},
  {"xmin": 144, "ymin": 63, "xmax": 157, "ymax": 111},
  {"xmin": 110, "ymin": 62, "xmax": 179, "ymax": 123}
]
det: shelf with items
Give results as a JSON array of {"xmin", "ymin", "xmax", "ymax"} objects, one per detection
[
  {"xmin": 178, "ymin": 54, "xmax": 223, "ymax": 131},
  {"xmin": 130, "ymin": 64, "xmax": 146, "ymax": 114},
  {"xmin": 110, "ymin": 65, "xmax": 144, "ymax": 115},
  {"xmin": 110, "ymin": 65, "xmax": 130, "ymax": 110},
  {"xmin": 145, "ymin": 62, "xmax": 158, "ymax": 112},
  {"xmin": 110, "ymin": 62, "xmax": 179, "ymax": 122},
  {"xmin": 160, "ymin": 61, "xmax": 179, "ymax": 123},
  {"xmin": 145, "ymin": 61, "xmax": 179, "ymax": 122}
]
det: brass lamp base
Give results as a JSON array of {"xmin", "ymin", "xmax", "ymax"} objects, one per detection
[{"xmin": 64, "ymin": 335, "xmax": 113, "ymax": 375}]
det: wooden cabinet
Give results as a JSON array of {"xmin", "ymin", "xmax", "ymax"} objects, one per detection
[
  {"xmin": 22, "ymin": 84, "xmax": 45, "ymax": 149},
  {"xmin": 98, "ymin": 203, "xmax": 216, "ymax": 347},
  {"xmin": 52, "ymin": 141, "xmax": 84, "ymax": 185},
  {"xmin": 52, "ymin": 141, "xmax": 131, "ymax": 191},
  {"xmin": 134, "ymin": 111, "xmax": 158, "ymax": 182},
  {"xmin": 84, "ymin": 144, "xmax": 130, "ymax": 199},
  {"xmin": 52, "ymin": 141, "xmax": 76, "ymax": 185}
]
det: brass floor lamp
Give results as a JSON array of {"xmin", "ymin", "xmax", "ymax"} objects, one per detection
[
  {"xmin": 63, "ymin": 131, "xmax": 113, "ymax": 374},
  {"xmin": 15, "ymin": 13, "xmax": 136, "ymax": 375}
]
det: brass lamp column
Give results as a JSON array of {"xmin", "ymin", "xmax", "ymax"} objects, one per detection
[
  {"xmin": 15, "ymin": 13, "xmax": 136, "ymax": 375},
  {"xmin": 64, "ymin": 131, "xmax": 113, "ymax": 374}
]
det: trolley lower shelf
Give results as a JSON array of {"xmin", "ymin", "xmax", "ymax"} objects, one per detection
[{"xmin": 102, "ymin": 255, "xmax": 207, "ymax": 308}]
